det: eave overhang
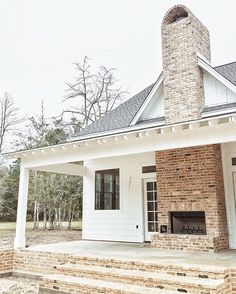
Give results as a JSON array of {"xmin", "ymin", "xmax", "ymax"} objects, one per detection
[{"xmin": 4, "ymin": 112, "xmax": 236, "ymax": 161}]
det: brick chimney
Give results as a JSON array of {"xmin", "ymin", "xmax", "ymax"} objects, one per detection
[{"xmin": 162, "ymin": 5, "xmax": 211, "ymax": 124}]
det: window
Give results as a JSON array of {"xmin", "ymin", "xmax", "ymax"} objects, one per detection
[
  {"xmin": 95, "ymin": 169, "xmax": 120, "ymax": 210},
  {"xmin": 142, "ymin": 165, "xmax": 156, "ymax": 173},
  {"xmin": 232, "ymin": 157, "xmax": 236, "ymax": 166}
]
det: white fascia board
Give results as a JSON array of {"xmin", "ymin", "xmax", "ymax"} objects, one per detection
[
  {"xmin": 198, "ymin": 55, "xmax": 236, "ymax": 94},
  {"xmin": 130, "ymin": 73, "xmax": 163, "ymax": 126}
]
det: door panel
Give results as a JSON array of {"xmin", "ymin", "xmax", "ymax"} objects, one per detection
[
  {"xmin": 232, "ymin": 173, "xmax": 236, "ymax": 246},
  {"xmin": 144, "ymin": 179, "xmax": 158, "ymax": 241}
]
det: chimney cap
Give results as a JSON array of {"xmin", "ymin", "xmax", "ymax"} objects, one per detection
[{"xmin": 162, "ymin": 4, "xmax": 189, "ymax": 25}]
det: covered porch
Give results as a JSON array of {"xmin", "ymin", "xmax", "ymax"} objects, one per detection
[{"xmin": 5, "ymin": 112, "xmax": 236, "ymax": 252}]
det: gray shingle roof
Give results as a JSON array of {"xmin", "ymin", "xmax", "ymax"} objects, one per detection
[
  {"xmin": 75, "ymin": 84, "xmax": 154, "ymax": 137},
  {"xmin": 73, "ymin": 62, "xmax": 236, "ymax": 139},
  {"xmin": 214, "ymin": 62, "xmax": 236, "ymax": 85}
]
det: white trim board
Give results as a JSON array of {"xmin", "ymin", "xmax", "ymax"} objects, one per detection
[{"xmin": 130, "ymin": 73, "xmax": 163, "ymax": 126}]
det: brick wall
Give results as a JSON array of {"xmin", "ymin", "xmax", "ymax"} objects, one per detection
[
  {"xmin": 153, "ymin": 144, "xmax": 229, "ymax": 252},
  {"xmin": 0, "ymin": 249, "xmax": 14, "ymax": 272},
  {"xmin": 162, "ymin": 5, "xmax": 211, "ymax": 124},
  {"xmin": 13, "ymin": 249, "xmax": 75, "ymax": 274}
]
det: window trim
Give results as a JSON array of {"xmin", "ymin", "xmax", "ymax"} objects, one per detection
[{"xmin": 95, "ymin": 168, "xmax": 120, "ymax": 210}]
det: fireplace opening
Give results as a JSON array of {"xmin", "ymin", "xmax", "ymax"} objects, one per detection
[{"xmin": 170, "ymin": 211, "xmax": 206, "ymax": 235}]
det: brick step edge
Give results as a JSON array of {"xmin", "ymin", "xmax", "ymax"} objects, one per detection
[
  {"xmin": 70, "ymin": 255, "xmax": 229, "ymax": 278},
  {"xmin": 56, "ymin": 263, "xmax": 225, "ymax": 291},
  {"xmin": 40, "ymin": 274, "xmax": 180, "ymax": 294},
  {"xmin": 12, "ymin": 270, "xmax": 43, "ymax": 280}
]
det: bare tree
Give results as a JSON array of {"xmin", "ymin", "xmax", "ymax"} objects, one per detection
[
  {"xmin": 0, "ymin": 93, "xmax": 23, "ymax": 153},
  {"xmin": 61, "ymin": 56, "xmax": 127, "ymax": 130}
]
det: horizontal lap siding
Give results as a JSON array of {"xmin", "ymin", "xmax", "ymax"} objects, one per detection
[{"xmin": 82, "ymin": 152, "xmax": 155, "ymax": 243}]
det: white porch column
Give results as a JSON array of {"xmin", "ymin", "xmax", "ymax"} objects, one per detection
[{"xmin": 14, "ymin": 166, "xmax": 29, "ymax": 249}]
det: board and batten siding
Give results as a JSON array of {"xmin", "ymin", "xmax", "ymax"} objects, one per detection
[
  {"xmin": 82, "ymin": 152, "xmax": 155, "ymax": 243},
  {"xmin": 204, "ymin": 71, "xmax": 236, "ymax": 106}
]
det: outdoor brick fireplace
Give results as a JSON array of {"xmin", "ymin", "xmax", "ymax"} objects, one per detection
[
  {"xmin": 152, "ymin": 144, "xmax": 229, "ymax": 252},
  {"xmin": 170, "ymin": 211, "xmax": 206, "ymax": 235}
]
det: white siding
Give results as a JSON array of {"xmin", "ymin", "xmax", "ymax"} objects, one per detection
[
  {"xmin": 82, "ymin": 152, "xmax": 155, "ymax": 243},
  {"xmin": 204, "ymin": 71, "xmax": 236, "ymax": 106},
  {"xmin": 221, "ymin": 142, "xmax": 236, "ymax": 249}
]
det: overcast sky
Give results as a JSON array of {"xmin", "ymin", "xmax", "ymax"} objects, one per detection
[{"xmin": 0, "ymin": 0, "xmax": 235, "ymax": 119}]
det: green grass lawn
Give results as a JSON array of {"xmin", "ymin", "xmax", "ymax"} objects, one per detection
[{"xmin": 0, "ymin": 221, "xmax": 82, "ymax": 231}]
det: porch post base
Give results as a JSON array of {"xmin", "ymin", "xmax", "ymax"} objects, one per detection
[{"xmin": 14, "ymin": 236, "xmax": 26, "ymax": 250}]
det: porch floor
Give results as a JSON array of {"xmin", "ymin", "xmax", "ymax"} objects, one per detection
[{"xmin": 28, "ymin": 240, "xmax": 236, "ymax": 269}]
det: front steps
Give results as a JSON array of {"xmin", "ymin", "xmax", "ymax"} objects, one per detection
[
  {"xmin": 12, "ymin": 249, "xmax": 234, "ymax": 293},
  {"xmin": 37, "ymin": 257, "xmax": 232, "ymax": 294},
  {"xmin": 51, "ymin": 262, "xmax": 227, "ymax": 294}
]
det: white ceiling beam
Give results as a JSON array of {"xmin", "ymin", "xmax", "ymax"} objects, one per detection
[
  {"xmin": 30, "ymin": 163, "xmax": 86, "ymax": 177},
  {"xmin": 230, "ymin": 116, "xmax": 236, "ymax": 123},
  {"xmin": 160, "ymin": 127, "xmax": 172, "ymax": 134},
  {"xmin": 189, "ymin": 122, "xmax": 200, "ymax": 129},
  {"xmin": 172, "ymin": 125, "xmax": 184, "ymax": 133},
  {"xmin": 208, "ymin": 119, "xmax": 219, "ymax": 127}
]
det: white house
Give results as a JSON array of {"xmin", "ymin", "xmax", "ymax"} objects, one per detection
[{"xmin": 5, "ymin": 5, "xmax": 236, "ymax": 252}]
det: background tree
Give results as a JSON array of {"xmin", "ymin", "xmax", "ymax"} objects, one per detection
[
  {"xmin": 0, "ymin": 58, "xmax": 125, "ymax": 229},
  {"xmin": 0, "ymin": 94, "xmax": 22, "ymax": 220},
  {"xmin": 60, "ymin": 56, "xmax": 127, "ymax": 132},
  {"xmin": 24, "ymin": 101, "xmax": 82, "ymax": 229},
  {"xmin": 0, "ymin": 161, "xmax": 20, "ymax": 221},
  {"xmin": 0, "ymin": 93, "xmax": 23, "ymax": 154}
]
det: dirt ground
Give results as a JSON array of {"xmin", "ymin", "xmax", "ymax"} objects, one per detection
[
  {"xmin": 0, "ymin": 229, "xmax": 82, "ymax": 250},
  {"xmin": 0, "ymin": 277, "xmax": 39, "ymax": 294},
  {"xmin": 0, "ymin": 228, "xmax": 82, "ymax": 293}
]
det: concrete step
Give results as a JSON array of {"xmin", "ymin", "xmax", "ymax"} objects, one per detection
[
  {"xmin": 71, "ymin": 255, "xmax": 228, "ymax": 280},
  {"xmin": 12, "ymin": 270, "xmax": 42, "ymax": 280},
  {"xmin": 40, "ymin": 274, "xmax": 179, "ymax": 294},
  {"xmin": 56, "ymin": 263, "xmax": 225, "ymax": 293}
]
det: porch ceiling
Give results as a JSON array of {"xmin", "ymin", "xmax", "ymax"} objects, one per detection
[{"xmin": 30, "ymin": 163, "xmax": 86, "ymax": 176}]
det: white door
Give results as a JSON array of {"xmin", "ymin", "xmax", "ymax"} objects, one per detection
[
  {"xmin": 143, "ymin": 179, "xmax": 158, "ymax": 241},
  {"xmin": 231, "ymin": 172, "xmax": 236, "ymax": 247}
]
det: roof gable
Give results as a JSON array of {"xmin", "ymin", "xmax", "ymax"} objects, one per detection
[
  {"xmin": 198, "ymin": 57, "xmax": 236, "ymax": 108},
  {"xmin": 203, "ymin": 69, "xmax": 236, "ymax": 107},
  {"xmin": 130, "ymin": 74, "xmax": 164, "ymax": 125}
]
